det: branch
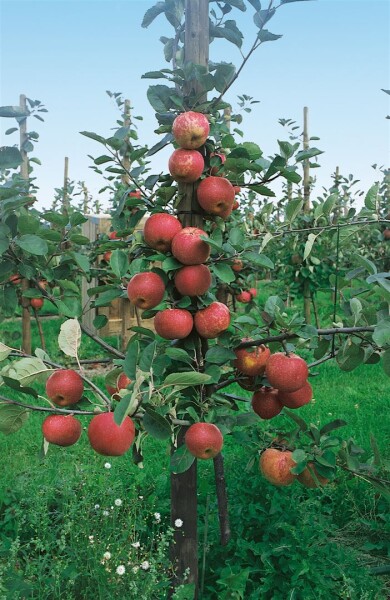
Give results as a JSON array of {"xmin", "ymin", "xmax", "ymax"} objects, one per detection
[
  {"xmin": 0, "ymin": 396, "xmax": 97, "ymax": 415},
  {"xmin": 79, "ymin": 323, "xmax": 125, "ymax": 359}
]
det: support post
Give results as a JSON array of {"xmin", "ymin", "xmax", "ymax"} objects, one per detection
[
  {"xmin": 303, "ymin": 106, "xmax": 311, "ymax": 324},
  {"xmin": 19, "ymin": 94, "xmax": 31, "ymax": 354},
  {"xmin": 63, "ymin": 157, "xmax": 69, "ymax": 214}
]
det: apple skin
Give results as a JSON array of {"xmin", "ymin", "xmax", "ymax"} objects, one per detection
[
  {"xmin": 383, "ymin": 229, "xmax": 390, "ymax": 240},
  {"xmin": 103, "ymin": 251, "xmax": 112, "ymax": 262},
  {"xmin": 9, "ymin": 274, "xmax": 22, "ymax": 285},
  {"xmin": 129, "ymin": 189, "xmax": 142, "ymax": 199},
  {"xmin": 234, "ymin": 342, "xmax": 271, "ymax": 377},
  {"xmin": 297, "ymin": 462, "xmax": 329, "ymax": 488},
  {"xmin": 42, "ymin": 414, "xmax": 82, "ymax": 447},
  {"xmin": 232, "ymin": 259, "xmax": 243, "ymax": 272},
  {"xmin": 197, "ymin": 176, "xmax": 235, "ymax": 217},
  {"xmin": 210, "ymin": 152, "xmax": 226, "ymax": 176},
  {"xmin": 127, "ymin": 272, "xmax": 165, "ymax": 309},
  {"xmin": 172, "ymin": 111, "xmax": 210, "ymax": 149},
  {"xmin": 168, "ymin": 149, "xmax": 204, "ymax": 183},
  {"xmin": 265, "ymin": 352, "xmax": 309, "ymax": 393},
  {"xmin": 109, "ymin": 231, "xmax": 119, "ymax": 240},
  {"xmin": 143, "ymin": 213, "xmax": 182, "ymax": 253},
  {"xmin": 88, "ymin": 412, "xmax": 135, "ymax": 456},
  {"xmin": 171, "ymin": 227, "xmax": 210, "ymax": 265},
  {"xmin": 259, "ymin": 448, "xmax": 296, "ymax": 486},
  {"xmin": 251, "ymin": 387, "xmax": 283, "ymax": 420},
  {"xmin": 194, "ymin": 302, "xmax": 230, "ymax": 339},
  {"xmin": 278, "ymin": 381, "xmax": 313, "ymax": 409},
  {"xmin": 236, "ymin": 290, "xmax": 252, "ymax": 303},
  {"xmin": 185, "ymin": 422, "xmax": 223, "ymax": 459},
  {"xmin": 46, "ymin": 369, "xmax": 84, "ymax": 407},
  {"xmin": 232, "ymin": 200, "xmax": 239, "ymax": 210},
  {"xmin": 106, "ymin": 372, "xmax": 132, "ymax": 397},
  {"xmin": 30, "ymin": 298, "xmax": 44, "ymax": 310},
  {"xmin": 154, "ymin": 308, "xmax": 193, "ymax": 340},
  {"xmin": 174, "ymin": 264, "xmax": 212, "ymax": 297},
  {"xmin": 249, "ymin": 287, "xmax": 257, "ymax": 298},
  {"xmin": 233, "ymin": 186, "xmax": 241, "ymax": 195}
]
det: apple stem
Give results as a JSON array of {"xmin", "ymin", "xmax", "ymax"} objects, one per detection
[{"xmin": 281, "ymin": 340, "xmax": 291, "ymax": 356}]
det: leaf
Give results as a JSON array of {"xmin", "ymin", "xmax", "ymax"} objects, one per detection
[
  {"xmin": 244, "ymin": 252, "xmax": 274, "ymax": 269},
  {"xmin": 124, "ymin": 340, "xmax": 139, "ymax": 380},
  {"xmin": 303, "ymin": 232, "xmax": 319, "ymax": 261},
  {"xmin": 0, "ymin": 404, "xmax": 29, "ymax": 435},
  {"xmin": 58, "ymin": 319, "xmax": 81, "ymax": 359},
  {"xmin": 319, "ymin": 419, "xmax": 347, "ymax": 436},
  {"xmin": 284, "ymin": 409, "xmax": 308, "ymax": 432},
  {"xmin": 79, "ymin": 131, "xmax": 107, "ymax": 145},
  {"xmin": 0, "ymin": 342, "xmax": 12, "ymax": 361},
  {"xmin": 143, "ymin": 408, "xmax": 172, "ymax": 440},
  {"xmin": 110, "ymin": 249, "xmax": 129, "ymax": 278},
  {"xmin": 15, "ymin": 235, "xmax": 48, "ymax": 256},
  {"xmin": 0, "ymin": 147, "xmax": 23, "ymax": 169},
  {"xmin": 285, "ymin": 198, "xmax": 303, "ymax": 222},
  {"xmin": 162, "ymin": 372, "xmax": 211, "ymax": 389},
  {"xmin": 3, "ymin": 357, "xmax": 50, "ymax": 386},
  {"xmin": 364, "ymin": 183, "xmax": 379, "ymax": 210},
  {"xmin": 142, "ymin": 2, "xmax": 165, "ymax": 28},
  {"xmin": 257, "ymin": 29, "xmax": 282, "ymax": 42},
  {"xmin": 170, "ymin": 444, "xmax": 195, "ymax": 474},
  {"xmin": 205, "ymin": 346, "xmax": 236, "ymax": 365},
  {"xmin": 336, "ymin": 342, "xmax": 364, "ymax": 371},
  {"xmin": 295, "ymin": 148, "xmax": 323, "ymax": 162},
  {"xmin": 373, "ymin": 319, "xmax": 390, "ymax": 347},
  {"xmin": 165, "ymin": 348, "xmax": 193, "ymax": 364},
  {"xmin": 354, "ymin": 254, "xmax": 377, "ymax": 275},
  {"xmin": 213, "ymin": 263, "xmax": 235, "ymax": 284}
]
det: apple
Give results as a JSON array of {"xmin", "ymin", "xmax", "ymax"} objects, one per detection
[
  {"xmin": 42, "ymin": 414, "xmax": 82, "ymax": 447},
  {"xmin": 154, "ymin": 308, "xmax": 193, "ymax": 339},
  {"xmin": 129, "ymin": 189, "xmax": 142, "ymax": 199},
  {"xmin": 259, "ymin": 448, "xmax": 296, "ymax": 486},
  {"xmin": 265, "ymin": 352, "xmax": 309, "ymax": 393},
  {"xmin": 383, "ymin": 229, "xmax": 390, "ymax": 240},
  {"xmin": 109, "ymin": 231, "xmax": 119, "ymax": 240},
  {"xmin": 106, "ymin": 372, "xmax": 132, "ymax": 397},
  {"xmin": 231, "ymin": 259, "xmax": 243, "ymax": 272},
  {"xmin": 249, "ymin": 287, "xmax": 257, "ymax": 298},
  {"xmin": 194, "ymin": 302, "xmax": 230, "ymax": 339},
  {"xmin": 234, "ymin": 342, "xmax": 271, "ymax": 377},
  {"xmin": 143, "ymin": 213, "xmax": 182, "ymax": 253},
  {"xmin": 30, "ymin": 298, "xmax": 44, "ymax": 310},
  {"xmin": 46, "ymin": 369, "xmax": 84, "ymax": 407},
  {"xmin": 88, "ymin": 412, "xmax": 135, "ymax": 456},
  {"xmin": 237, "ymin": 374, "xmax": 257, "ymax": 391},
  {"xmin": 197, "ymin": 176, "xmax": 235, "ymax": 217},
  {"xmin": 103, "ymin": 251, "xmax": 112, "ymax": 262},
  {"xmin": 168, "ymin": 148, "xmax": 204, "ymax": 183},
  {"xmin": 9, "ymin": 274, "xmax": 22, "ymax": 285},
  {"xmin": 127, "ymin": 272, "xmax": 165, "ymax": 309},
  {"xmin": 210, "ymin": 152, "xmax": 226, "ymax": 176},
  {"xmin": 297, "ymin": 462, "xmax": 329, "ymax": 488},
  {"xmin": 172, "ymin": 111, "xmax": 210, "ymax": 149},
  {"xmin": 185, "ymin": 422, "xmax": 223, "ymax": 459},
  {"xmin": 171, "ymin": 227, "xmax": 210, "ymax": 265},
  {"xmin": 232, "ymin": 200, "xmax": 239, "ymax": 210},
  {"xmin": 251, "ymin": 387, "xmax": 283, "ymax": 420},
  {"xmin": 233, "ymin": 186, "xmax": 241, "ymax": 195},
  {"xmin": 278, "ymin": 381, "xmax": 313, "ymax": 409},
  {"xmin": 174, "ymin": 264, "xmax": 212, "ymax": 297},
  {"xmin": 236, "ymin": 290, "xmax": 252, "ymax": 303}
]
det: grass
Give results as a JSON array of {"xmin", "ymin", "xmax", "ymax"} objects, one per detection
[{"xmin": 0, "ymin": 298, "xmax": 389, "ymax": 598}]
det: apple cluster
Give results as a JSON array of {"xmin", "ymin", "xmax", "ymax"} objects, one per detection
[{"xmin": 259, "ymin": 448, "xmax": 328, "ymax": 488}]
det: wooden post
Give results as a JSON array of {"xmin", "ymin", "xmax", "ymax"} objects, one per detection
[
  {"xmin": 303, "ymin": 107, "xmax": 311, "ymax": 324},
  {"xmin": 63, "ymin": 157, "xmax": 69, "ymax": 214},
  {"xmin": 170, "ymin": 2, "xmax": 209, "ymax": 597},
  {"xmin": 19, "ymin": 94, "xmax": 31, "ymax": 354}
]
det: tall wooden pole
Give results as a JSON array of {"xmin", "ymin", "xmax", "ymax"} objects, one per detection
[
  {"xmin": 63, "ymin": 157, "xmax": 69, "ymax": 214},
  {"xmin": 19, "ymin": 94, "xmax": 31, "ymax": 354},
  {"xmin": 302, "ymin": 107, "xmax": 311, "ymax": 324},
  {"xmin": 170, "ymin": 2, "xmax": 209, "ymax": 597}
]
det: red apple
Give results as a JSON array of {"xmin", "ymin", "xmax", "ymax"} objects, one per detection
[
  {"xmin": 185, "ymin": 422, "xmax": 223, "ymax": 459},
  {"xmin": 265, "ymin": 352, "xmax": 309, "ymax": 393},
  {"xmin": 259, "ymin": 448, "xmax": 296, "ymax": 486},
  {"xmin": 232, "ymin": 200, "xmax": 239, "ymax": 210},
  {"xmin": 231, "ymin": 259, "xmax": 243, "ymax": 272},
  {"xmin": 236, "ymin": 290, "xmax": 252, "ymax": 303},
  {"xmin": 297, "ymin": 462, "xmax": 329, "ymax": 488},
  {"xmin": 174, "ymin": 264, "xmax": 212, "ymax": 296},
  {"xmin": 278, "ymin": 381, "xmax": 313, "ymax": 409},
  {"xmin": 197, "ymin": 176, "xmax": 235, "ymax": 217},
  {"xmin": 106, "ymin": 372, "xmax": 132, "ymax": 397},
  {"xmin": 103, "ymin": 251, "xmax": 112, "ymax": 262},
  {"xmin": 383, "ymin": 229, "xmax": 390, "ymax": 240},
  {"xmin": 194, "ymin": 302, "xmax": 230, "ymax": 339},
  {"xmin": 233, "ymin": 186, "xmax": 241, "ymax": 195},
  {"xmin": 30, "ymin": 298, "xmax": 44, "ymax": 310},
  {"xmin": 249, "ymin": 287, "xmax": 257, "ymax": 298},
  {"xmin": 234, "ymin": 342, "xmax": 271, "ymax": 377},
  {"xmin": 168, "ymin": 148, "xmax": 204, "ymax": 183},
  {"xmin": 210, "ymin": 152, "xmax": 226, "ymax": 176},
  {"xmin": 42, "ymin": 414, "xmax": 82, "ymax": 447},
  {"xmin": 251, "ymin": 387, "xmax": 283, "ymax": 420},
  {"xmin": 46, "ymin": 369, "xmax": 84, "ymax": 407},
  {"xmin": 172, "ymin": 111, "xmax": 210, "ymax": 149},
  {"xmin": 9, "ymin": 274, "xmax": 22, "ymax": 285},
  {"xmin": 154, "ymin": 308, "xmax": 193, "ymax": 340},
  {"xmin": 109, "ymin": 231, "xmax": 119, "ymax": 240},
  {"xmin": 127, "ymin": 272, "xmax": 165, "ymax": 309},
  {"xmin": 88, "ymin": 412, "xmax": 135, "ymax": 456},
  {"xmin": 171, "ymin": 227, "xmax": 210, "ymax": 265},
  {"xmin": 129, "ymin": 189, "xmax": 142, "ymax": 199},
  {"xmin": 143, "ymin": 213, "xmax": 182, "ymax": 253}
]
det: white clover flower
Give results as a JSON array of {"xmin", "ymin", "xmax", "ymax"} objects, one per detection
[
  {"xmin": 132, "ymin": 566, "xmax": 139, "ymax": 574},
  {"xmin": 154, "ymin": 512, "xmax": 161, "ymax": 522},
  {"xmin": 174, "ymin": 519, "xmax": 183, "ymax": 528},
  {"xmin": 94, "ymin": 504, "xmax": 100, "ymax": 510},
  {"xmin": 131, "ymin": 541, "xmax": 140, "ymax": 548},
  {"xmin": 104, "ymin": 462, "xmax": 112, "ymax": 469},
  {"xmin": 103, "ymin": 552, "xmax": 111, "ymax": 560},
  {"xmin": 115, "ymin": 499, "xmax": 122, "ymax": 507},
  {"xmin": 138, "ymin": 495, "xmax": 144, "ymax": 500},
  {"xmin": 88, "ymin": 535, "xmax": 94, "ymax": 540},
  {"xmin": 141, "ymin": 561, "xmax": 150, "ymax": 570},
  {"xmin": 116, "ymin": 565, "xmax": 126, "ymax": 575},
  {"xmin": 103, "ymin": 510, "xmax": 109, "ymax": 517}
]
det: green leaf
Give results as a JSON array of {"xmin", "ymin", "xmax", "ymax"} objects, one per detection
[
  {"xmin": 295, "ymin": 148, "xmax": 323, "ymax": 162},
  {"xmin": 319, "ymin": 419, "xmax": 347, "ymax": 436},
  {"xmin": 69, "ymin": 234, "xmax": 90, "ymax": 245},
  {"xmin": 165, "ymin": 347, "xmax": 193, "ymax": 365},
  {"xmin": 55, "ymin": 297, "xmax": 82, "ymax": 318},
  {"xmin": 336, "ymin": 342, "xmax": 365, "ymax": 371},
  {"xmin": 79, "ymin": 131, "xmax": 107, "ymax": 145},
  {"xmin": 303, "ymin": 233, "xmax": 319, "ymax": 261},
  {"xmin": 364, "ymin": 183, "xmax": 379, "ymax": 210},
  {"xmin": 0, "ymin": 404, "xmax": 29, "ymax": 435},
  {"xmin": 205, "ymin": 346, "xmax": 236, "ymax": 365},
  {"xmin": 141, "ymin": 2, "xmax": 165, "ymax": 28},
  {"xmin": 0, "ymin": 342, "xmax": 12, "ymax": 361},
  {"xmin": 285, "ymin": 199, "xmax": 303, "ymax": 223},
  {"xmin": 170, "ymin": 444, "xmax": 195, "ymax": 474},
  {"xmin": 73, "ymin": 252, "xmax": 90, "ymax": 273},
  {"xmin": 58, "ymin": 319, "xmax": 81, "ymax": 359},
  {"xmin": 373, "ymin": 319, "xmax": 390, "ymax": 347},
  {"xmin": 213, "ymin": 263, "xmax": 235, "ymax": 284},
  {"xmin": 147, "ymin": 84, "xmax": 177, "ymax": 113},
  {"xmin": 43, "ymin": 212, "xmax": 69, "ymax": 227},
  {"xmin": 93, "ymin": 314, "xmax": 108, "ymax": 329},
  {"xmin": 139, "ymin": 342, "xmax": 156, "ymax": 372},
  {"xmin": 0, "ymin": 146, "xmax": 23, "ymax": 170},
  {"xmin": 94, "ymin": 289, "xmax": 122, "ymax": 307},
  {"xmin": 257, "ymin": 29, "xmax": 282, "ymax": 42},
  {"xmin": 110, "ymin": 249, "xmax": 129, "ymax": 278},
  {"xmin": 284, "ymin": 409, "xmax": 308, "ymax": 432},
  {"xmin": 354, "ymin": 254, "xmax": 377, "ymax": 275},
  {"xmin": 245, "ymin": 252, "xmax": 274, "ymax": 269},
  {"xmin": 124, "ymin": 340, "xmax": 139, "ymax": 380},
  {"xmin": 70, "ymin": 212, "xmax": 88, "ymax": 227},
  {"xmin": 143, "ymin": 408, "xmax": 171, "ymax": 440},
  {"xmin": 15, "ymin": 234, "xmax": 48, "ymax": 256},
  {"xmin": 322, "ymin": 193, "xmax": 338, "ymax": 216},
  {"xmin": 162, "ymin": 372, "xmax": 211, "ymax": 389}
]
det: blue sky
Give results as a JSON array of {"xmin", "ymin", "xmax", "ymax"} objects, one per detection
[{"xmin": 0, "ymin": 0, "xmax": 389, "ymax": 210}]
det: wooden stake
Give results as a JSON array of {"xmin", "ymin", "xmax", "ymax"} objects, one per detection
[
  {"xmin": 303, "ymin": 106, "xmax": 311, "ymax": 324},
  {"xmin": 19, "ymin": 94, "xmax": 31, "ymax": 354},
  {"xmin": 63, "ymin": 157, "xmax": 69, "ymax": 214}
]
